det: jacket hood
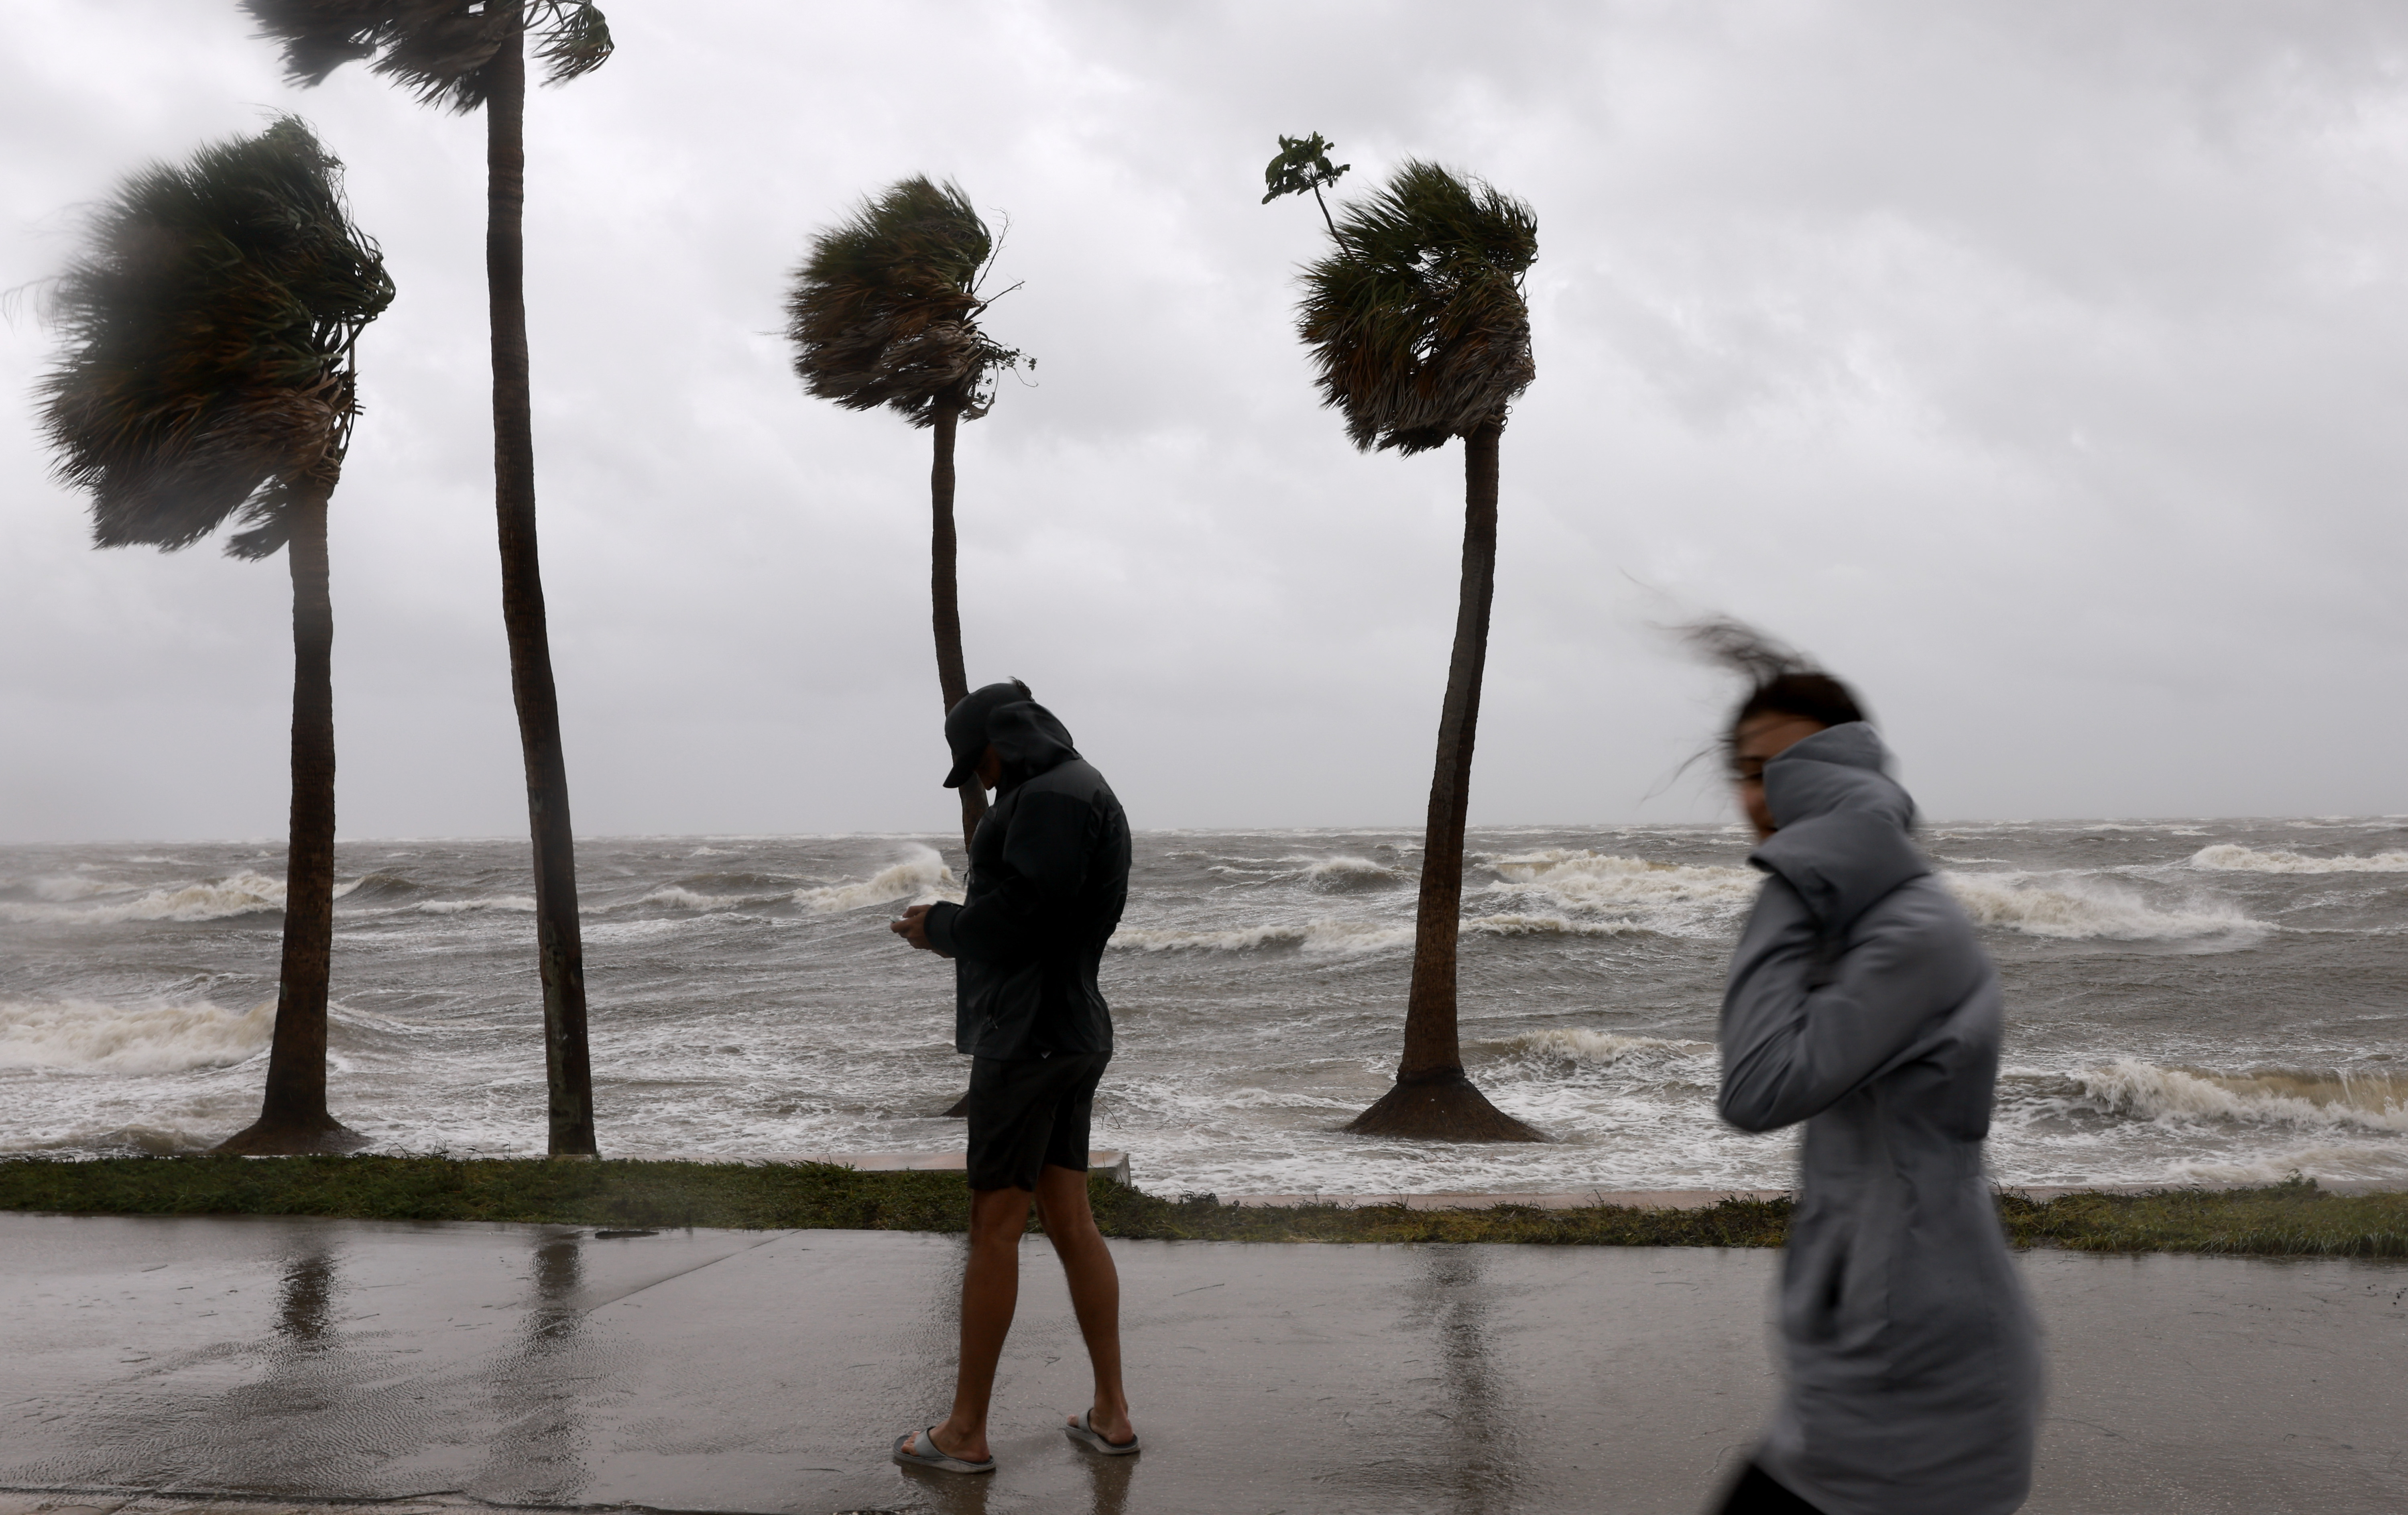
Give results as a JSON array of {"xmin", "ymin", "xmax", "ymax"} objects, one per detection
[
  {"xmin": 944, "ymin": 681, "xmax": 1044, "ymax": 788},
  {"xmin": 988, "ymin": 700, "xmax": 1078, "ymax": 785},
  {"xmin": 1749, "ymin": 722, "xmax": 1928, "ymax": 931}
]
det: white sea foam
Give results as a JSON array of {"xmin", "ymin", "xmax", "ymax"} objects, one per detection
[
  {"xmin": 1465, "ymin": 913, "xmax": 1647, "ymax": 938},
  {"xmin": 797, "ymin": 845, "xmax": 960, "ymax": 912},
  {"xmin": 1110, "ymin": 918, "xmax": 1413, "ymax": 955},
  {"xmin": 0, "ymin": 871, "xmax": 287, "ymax": 926},
  {"xmin": 3, "ymin": 1124, "xmax": 220, "ymax": 1157},
  {"xmin": 1501, "ymin": 1028, "xmax": 1713, "ymax": 1064},
  {"xmin": 1485, "ymin": 851, "xmax": 1760, "ymax": 912},
  {"xmin": 642, "ymin": 885, "xmax": 754, "ymax": 912},
  {"xmin": 0, "ymin": 996, "xmax": 273, "ymax": 1074},
  {"xmin": 2187, "ymin": 844, "xmax": 2408, "ymax": 874},
  {"xmin": 1110, "ymin": 910, "xmax": 1645, "ymax": 953},
  {"xmin": 2066, "ymin": 1059, "xmax": 2408, "ymax": 1132},
  {"xmin": 1941, "ymin": 872, "xmax": 2257, "ymax": 941},
  {"xmin": 1295, "ymin": 854, "xmax": 1403, "ymax": 882},
  {"xmin": 2163, "ymin": 1144, "xmax": 2408, "ymax": 1185},
  {"xmin": 415, "ymin": 894, "xmax": 537, "ymax": 915}
]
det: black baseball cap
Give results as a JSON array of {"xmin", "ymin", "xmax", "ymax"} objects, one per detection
[{"xmin": 942, "ymin": 680, "xmax": 1033, "ymax": 788}]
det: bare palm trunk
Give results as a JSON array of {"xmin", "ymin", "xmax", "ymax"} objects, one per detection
[
  {"xmin": 490, "ymin": 9, "xmax": 597, "ymax": 1157},
  {"xmin": 931, "ymin": 399, "xmax": 988, "ymax": 852},
  {"xmin": 932, "ymin": 398, "xmax": 985, "ymax": 1120},
  {"xmin": 219, "ymin": 482, "xmax": 362, "ymax": 1155},
  {"xmin": 1347, "ymin": 417, "xmax": 1541, "ymax": 1141}
]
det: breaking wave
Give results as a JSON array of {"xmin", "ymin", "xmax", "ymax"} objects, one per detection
[
  {"xmin": 0, "ymin": 996, "xmax": 273, "ymax": 1074},
  {"xmin": 336, "ymin": 871, "xmax": 422, "ymax": 904},
  {"xmin": 2188, "ymin": 844, "xmax": 2408, "ymax": 874},
  {"xmin": 797, "ymin": 845, "xmax": 960, "ymax": 912},
  {"xmin": 1111, "ymin": 918, "xmax": 1413, "ymax": 955},
  {"xmin": 1501, "ymin": 1028, "xmax": 1712, "ymax": 1065},
  {"xmin": 1294, "ymin": 855, "xmax": 1405, "ymax": 891},
  {"xmin": 642, "ymin": 886, "xmax": 750, "ymax": 911},
  {"xmin": 1466, "ymin": 913, "xmax": 1648, "ymax": 938},
  {"xmin": 1110, "ymin": 911, "xmax": 1651, "ymax": 955},
  {"xmin": 1942, "ymin": 873, "xmax": 2258, "ymax": 941},
  {"xmin": 2048, "ymin": 1059, "xmax": 2408, "ymax": 1133},
  {"xmin": 415, "ymin": 893, "xmax": 536, "ymax": 915},
  {"xmin": 1484, "ymin": 850, "xmax": 1758, "ymax": 912},
  {"xmin": 626, "ymin": 871, "xmax": 804, "ymax": 913},
  {"xmin": 0, "ymin": 871, "xmax": 287, "ymax": 926}
]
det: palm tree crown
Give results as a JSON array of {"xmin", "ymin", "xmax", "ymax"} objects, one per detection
[
  {"xmin": 785, "ymin": 177, "xmax": 1023, "ymax": 428},
  {"xmin": 39, "ymin": 116, "xmax": 393, "ymax": 557},
  {"xmin": 242, "ymin": 0, "xmax": 611, "ymax": 112},
  {"xmin": 1297, "ymin": 160, "xmax": 1537, "ymax": 455}
]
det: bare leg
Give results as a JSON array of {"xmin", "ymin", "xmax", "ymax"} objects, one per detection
[
  {"xmin": 1035, "ymin": 1164, "xmax": 1133, "ymax": 1444},
  {"xmin": 913, "ymin": 1184, "xmax": 1031, "ymax": 1465}
]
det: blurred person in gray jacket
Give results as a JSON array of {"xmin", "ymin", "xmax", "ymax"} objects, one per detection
[{"xmin": 1695, "ymin": 625, "xmax": 2041, "ymax": 1515}]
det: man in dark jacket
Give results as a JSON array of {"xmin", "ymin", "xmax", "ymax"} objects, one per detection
[{"xmin": 887, "ymin": 681, "xmax": 1137, "ymax": 1475}]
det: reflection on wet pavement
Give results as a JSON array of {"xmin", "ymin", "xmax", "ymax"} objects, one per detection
[
  {"xmin": 3, "ymin": 1215, "xmax": 2403, "ymax": 1513},
  {"xmin": 470, "ymin": 1237, "xmax": 598, "ymax": 1506},
  {"xmin": 276, "ymin": 1245, "xmax": 337, "ymax": 1344},
  {"xmin": 1408, "ymin": 1248, "xmax": 1517, "ymax": 1515}
]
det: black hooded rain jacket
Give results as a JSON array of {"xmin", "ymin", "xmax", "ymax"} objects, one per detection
[{"xmin": 922, "ymin": 700, "xmax": 1130, "ymax": 1060}]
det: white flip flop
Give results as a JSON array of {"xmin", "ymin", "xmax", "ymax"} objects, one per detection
[
  {"xmin": 1064, "ymin": 1409, "xmax": 1141, "ymax": 1456},
  {"xmin": 892, "ymin": 1424, "xmax": 996, "ymax": 1474}
]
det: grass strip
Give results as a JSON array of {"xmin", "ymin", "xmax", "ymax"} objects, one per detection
[{"xmin": 0, "ymin": 1157, "xmax": 2401, "ymax": 1258}]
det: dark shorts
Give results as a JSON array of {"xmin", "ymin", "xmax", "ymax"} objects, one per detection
[{"xmin": 964, "ymin": 1051, "xmax": 1111, "ymax": 1192}]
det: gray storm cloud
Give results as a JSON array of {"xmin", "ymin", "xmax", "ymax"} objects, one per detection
[{"xmin": 3, "ymin": 0, "xmax": 2404, "ymax": 842}]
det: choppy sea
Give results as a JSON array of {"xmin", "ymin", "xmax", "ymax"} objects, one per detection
[{"xmin": 3, "ymin": 819, "xmax": 2404, "ymax": 1195}]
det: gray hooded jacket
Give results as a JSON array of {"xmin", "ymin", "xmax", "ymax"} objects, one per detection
[{"xmin": 1722, "ymin": 723, "xmax": 2040, "ymax": 1515}]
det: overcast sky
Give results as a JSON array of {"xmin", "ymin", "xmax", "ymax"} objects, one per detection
[{"xmin": 4, "ymin": 1, "xmax": 2405, "ymax": 843}]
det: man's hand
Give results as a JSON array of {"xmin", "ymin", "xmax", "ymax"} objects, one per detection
[{"xmin": 891, "ymin": 904, "xmax": 950, "ymax": 956}]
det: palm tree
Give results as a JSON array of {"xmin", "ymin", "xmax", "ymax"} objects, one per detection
[
  {"xmin": 783, "ymin": 177, "xmax": 1025, "ymax": 857},
  {"xmin": 1293, "ymin": 160, "xmax": 1544, "ymax": 1142},
  {"xmin": 241, "ymin": 0, "xmax": 612, "ymax": 1155},
  {"xmin": 1261, "ymin": 132, "xmax": 1351, "ymax": 236},
  {"xmin": 38, "ymin": 117, "xmax": 395, "ymax": 1155}
]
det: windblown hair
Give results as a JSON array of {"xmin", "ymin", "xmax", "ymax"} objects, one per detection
[
  {"xmin": 242, "ymin": 0, "xmax": 612, "ymax": 113},
  {"xmin": 783, "ymin": 177, "xmax": 1024, "ymax": 428},
  {"xmin": 1296, "ymin": 160, "xmax": 1537, "ymax": 456},
  {"xmin": 1681, "ymin": 616, "xmax": 1869, "ymax": 744},
  {"xmin": 38, "ymin": 116, "xmax": 393, "ymax": 558}
]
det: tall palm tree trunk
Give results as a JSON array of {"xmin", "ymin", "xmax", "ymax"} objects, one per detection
[
  {"xmin": 489, "ymin": 8, "xmax": 597, "ymax": 1157},
  {"xmin": 931, "ymin": 399, "xmax": 988, "ymax": 853},
  {"xmin": 220, "ymin": 483, "xmax": 362, "ymax": 1155},
  {"xmin": 1347, "ymin": 417, "xmax": 1541, "ymax": 1141},
  {"xmin": 932, "ymin": 398, "xmax": 986, "ymax": 1120}
]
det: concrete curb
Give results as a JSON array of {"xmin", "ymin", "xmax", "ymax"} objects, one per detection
[
  {"xmin": 610, "ymin": 1149, "xmax": 1135, "ymax": 1187},
  {"xmin": 1216, "ymin": 1181, "xmax": 2408, "ymax": 1210},
  {"xmin": 590, "ymin": 1155, "xmax": 2402, "ymax": 1209},
  {"xmin": 0, "ymin": 1492, "xmax": 672, "ymax": 1515}
]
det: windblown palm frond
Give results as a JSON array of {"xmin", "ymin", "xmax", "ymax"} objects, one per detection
[
  {"xmin": 1298, "ymin": 160, "xmax": 1537, "ymax": 456},
  {"xmin": 241, "ymin": 0, "xmax": 612, "ymax": 112},
  {"xmin": 785, "ymin": 177, "xmax": 1024, "ymax": 428},
  {"xmin": 38, "ymin": 116, "xmax": 394, "ymax": 558}
]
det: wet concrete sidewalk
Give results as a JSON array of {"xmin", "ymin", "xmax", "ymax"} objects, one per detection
[{"xmin": 3, "ymin": 1213, "xmax": 2403, "ymax": 1515}]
